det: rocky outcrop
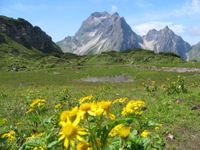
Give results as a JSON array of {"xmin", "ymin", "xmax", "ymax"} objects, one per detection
[
  {"xmin": 0, "ymin": 16, "xmax": 62, "ymax": 54},
  {"xmin": 140, "ymin": 26, "xmax": 191, "ymax": 59}
]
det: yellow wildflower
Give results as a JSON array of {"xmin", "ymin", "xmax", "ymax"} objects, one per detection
[
  {"xmin": 79, "ymin": 95, "xmax": 93, "ymax": 104},
  {"xmin": 32, "ymin": 146, "xmax": 46, "ymax": 150},
  {"xmin": 59, "ymin": 116, "xmax": 87, "ymax": 149},
  {"xmin": 109, "ymin": 124, "xmax": 131, "ymax": 138},
  {"xmin": 141, "ymin": 130, "xmax": 150, "ymax": 137},
  {"xmin": 79, "ymin": 103, "xmax": 97, "ymax": 117},
  {"xmin": 55, "ymin": 103, "xmax": 62, "ymax": 109},
  {"xmin": 118, "ymin": 126, "xmax": 131, "ymax": 139},
  {"xmin": 26, "ymin": 108, "xmax": 33, "ymax": 113},
  {"xmin": 1, "ymin": 130, "xmax": 16, "ymax": 141},
  {"xmin": 26, "ymin": 132, "xmax": 45, "ymax": 141},
  {"xmin": 30, "ymin": 99, "xmax": 46, "ymax": 108},
  {"xmin": 60, "ymin": 107, "xmax": 79, "ymax": 122},
  {"xmin": 154, "ymin": 124, "xmax": 162, "ymax": 130},
  {"xmin": 76, "ymin": 141, "xmax": 92, "ymax": 150},
  {"xmin": 121, "ymin": 100, "xmax": 145, "ymax": 116},
  {"xmin": 97, "ymin": 101, "xmax": 115, "ymax": 120},
  {"xmin": 113, "ymin": 97, "xmax": 128, "ymax": 104},
  {"xmin": 109, "ymin": 124, "xmax": 124, "ymax": 137}
]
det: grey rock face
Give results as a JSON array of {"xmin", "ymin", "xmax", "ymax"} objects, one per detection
[
  {"xmin": 141, "ymin": 26, "xmax": 191, "ymax": 59},
  {"xmin": 191, "ymin": 42, "xmax": 200, "ymax": 51},
  {"xmin": 0, "ymin": 16, "xmax": 62, "ymax": 54},
  {"xmin": 188, "ymin": 42, "xmax": 200, "ymax": 60},
  {"xmin": 57, "ymin": 12, "xmax": 141, "ymax": 55}
]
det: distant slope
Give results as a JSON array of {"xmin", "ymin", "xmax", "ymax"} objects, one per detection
[
  {"xmin": 0, "ymin": 15, "xmax": 64, "ymax": 71},
  {"xmin": 0, "ymin": 15, "xmax": 62, "ymax": 54},
  {"xmin": 188, "ymin": 42, "xmax": 200, "ymax": 61},
  {"xmin": 0, "ymin": 33, "xmax": 75, "ymax": 71},
  {"xmin": 78, "ymin": 48, "xmax": 183, "ymax": 66}
]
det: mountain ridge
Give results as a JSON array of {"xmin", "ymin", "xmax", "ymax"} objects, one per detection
[
  {"xmin": 57, "ymin": 12, "xmax": 141, "ymax": 55},
  {"xmin": 57, "ymin": 11, "xmax": 193, "ymax": 60},
  {"xmin": 140, "ymin": 26, "xmax": 191, "ymax": 59},
  {"xmin": 0, "ymin": 15, "xmax": 62, "ymax": 54}
]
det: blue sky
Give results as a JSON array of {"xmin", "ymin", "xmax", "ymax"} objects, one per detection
[{"xmin": 1, "ymin": 0, "xmax": 200, "ymax": 45}]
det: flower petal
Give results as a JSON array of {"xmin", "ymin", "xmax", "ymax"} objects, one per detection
[
  {"xmin": 73, "ymin": 115, "xmax": 80, "ymax": 126},
  {"xmin": 76, "ymin": 135, "xmax": 85, "ymax": 142},
  {"xmin": 64, "ymin": 138, "xmax": 69, "ymax": 149},
  {"xmin": 77, "ymin": 130, "xmax": 87, "ymax": 135},
  {"xmin": 70, "ymin": 140, "xmax": 75, "ymax": 150},
  {"xmin": 58, "ymin": 135, "xmax": 65, "ymax": 141}
]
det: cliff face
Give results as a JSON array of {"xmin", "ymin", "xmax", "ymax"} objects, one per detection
[
  {"xmin": 57, "ymin": 12, "xmax": 141, "ymax": 55},
  {"xmin": 140, "ymin": 26, "xmax": 191, "ymax": 59},
  {"xmin": 0, "ymin": 16, "xmax": 62, "ymax": 54}
]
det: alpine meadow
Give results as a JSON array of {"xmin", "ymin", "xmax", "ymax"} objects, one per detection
[{"xmin": 1, "ymin": 0, "xmax": 200, "ymax": 150}]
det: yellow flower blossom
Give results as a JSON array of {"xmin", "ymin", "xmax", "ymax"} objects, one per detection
[
  {"xmin": 141, "ymin": 130, "xmax": 150, "ymax": 137},
  {"xmin": 121, "ymin": 100, "xmax": 145, "ymax": 116},
  {"xmin": 30, "ymin": 99, "xmax": 46, "ymax": 108},
  {"xmin": 79, "ymin": 103, "xmax": 97, "ymax": 117},
  {"xmin": 109, "ymin": 124, "xmax": 131, "ymax": 138},
  {"xmin": 109, "ymin": 124, "xmax": 124, "ymax": 137},
  {"xmin": 79, "ymin": 95, "xmax": 93, "ymax": 104},
  {"xmin": 59, "ymin": 116, "xmax": 87, "ymax": 149},
  {"xmin": 154, "ymin": 124, "xmax": 162, "ymax": 130},
  {"xmin": 113, "ymin": 97, "xmax": 128, "ymax": 104},
  {"xmin": 1, "ymin": 130, "xmax": 16, "ymax": 141},
  {"xmin": 97, "ymin": 101, "xmax": 116, "ymax": 120},
  {"xmin": 76, "ymin": 141, "xmax": 92, "ymax": 150},
  {"xmin": 55, "ymin": 103, "xmax": 62, "ymax": 109},
  {"xmin": 79, "ymin": 101, "xmax": 115, "ymax": 119},
  {"xmin": 32, "ymin": 146, "xmax": 46, "ymax": 150},
  {"xmin": 26, "ymin": 132, "xmax": 45, "ymax": 141},
  {"xmin": 26, "ymin": 108, "xmax": 33, "ymax": 113},
  {"xmin": 60, "ymin": 107, "xmax": 79, "ymax": 122},
  {"xmin": 118, "ymin": 126, "xmax": 131, "ymax": 139}
]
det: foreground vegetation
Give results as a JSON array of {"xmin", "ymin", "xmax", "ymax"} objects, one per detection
[{"xmin": 0, "ymin": 63, "xmax": 200, "ymax": 149}]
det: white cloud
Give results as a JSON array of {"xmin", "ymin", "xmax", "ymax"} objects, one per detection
[
  {"xmin": 188, "ymin": 26, "xmax": 200, "ymax": 36},
  {"xmin": 134, "ymin": 21, "xmax": 184, "ymax": 35},
  {"xmin": 175, "ymin": 0, "xmax": 200, "ymax": 16},
  {"xmin": 111, "ymin": 5, "xmax": 118, "ymax": 13}
]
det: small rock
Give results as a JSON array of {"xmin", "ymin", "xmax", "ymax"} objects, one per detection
[
  {"xmin": 166, "ymin": 133, "xmax": 175, "ymax": 141},
  {"xmin": 191, "ymin": 105, "xmax": 200, "ymax": 110},
  {"xmin": 175, "ymin": 99, "xmax": 183, "ymax": 103}
]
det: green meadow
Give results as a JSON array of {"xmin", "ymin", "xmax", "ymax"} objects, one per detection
[{"xmin": 1, "ymin": 60, "xmax": 200, "ymax": 149}]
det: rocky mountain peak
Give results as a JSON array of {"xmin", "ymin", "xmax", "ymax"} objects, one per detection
[
  {"xmin": 90, "ymin": 11, "xmax": 109, "ymax": 17},
  {"xmin": 141, "ymin": 26, "xmax": 191, "ymax": 59},
  {"xmin": 163, "ymin": 25, "xmax": 170, "ymax": 30},
  {"xmin": 56, "ymin": 12, "xmax": 191, "ymax": 59},
  {"xmin": 57, "ymin": 11, "xmax": 141, "ymax": 55}
]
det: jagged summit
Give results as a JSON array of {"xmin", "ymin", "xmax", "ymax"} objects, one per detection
[
  {"xmin": 57, "ymin": 12, "xmax": 191, "ymax": 59},
  {"xmin": 57, "ymin": 11, "xmax": 141, "ymax": 55},
  {"xmin": 140, "ymin": 26, "xmax": 191, "ymax": 59}
]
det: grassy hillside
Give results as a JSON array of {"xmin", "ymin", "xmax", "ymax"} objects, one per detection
[
  {"xmin": 0, "ymin": 44, "xmax": 191, "ymax": 71},
  {"xmin": 0, "ymin": 33, "xmax": 78, "ymax": 71}
]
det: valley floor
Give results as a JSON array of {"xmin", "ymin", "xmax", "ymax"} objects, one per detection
[{"xmin": 0, "ymin": 65, "xmax": 200, "ymax": 149}]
